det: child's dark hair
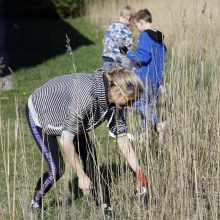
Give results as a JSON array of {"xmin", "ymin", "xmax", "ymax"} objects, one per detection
[{"xmin": 134, "ymin": 9, "xmax": 152, "ymax": 23}]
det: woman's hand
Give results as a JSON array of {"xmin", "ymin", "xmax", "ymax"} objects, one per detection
[
  {"xmin": 60, "ymin": 137, "xmax": 93, "ymax": 195},
  {"xmin": 78, "ymin": 175, "xmax": 93, "ymax": 195},
  {"xmin": 136, "ymin": 167, "xmax": 149, "ymax": 193}
]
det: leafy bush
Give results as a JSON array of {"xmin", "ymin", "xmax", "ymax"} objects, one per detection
[
  {"xmin": 28, "ymin": 0, "xmax": 85, "ymax": 18},
  {"xmin": 4, "ymin": 0, "xmax": 85, "ymax": 18},
  {"xmin": 52, "ymin": 0, "xmax": 85, "ymax": 17}
]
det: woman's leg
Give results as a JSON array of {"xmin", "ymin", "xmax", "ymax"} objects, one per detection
[
  {"xmin": 74, "ymin": 133, "xmax": 110, "ymax": 206},
  {"xmin": 25, "ymin": 105, "xmax": 65, "ymax": 207}
]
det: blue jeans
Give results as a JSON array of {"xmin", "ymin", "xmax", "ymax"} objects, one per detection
[
  {"xmin": 102, "ymin": 56, "xmax": 135, "ymax": 70},
  {"xmin": 133, "ymin": 90, "xmax": 160, "ymax": 132},
  {"xmin": 102, "ymin": 56, "xmax": 116, "ymax": 70}
]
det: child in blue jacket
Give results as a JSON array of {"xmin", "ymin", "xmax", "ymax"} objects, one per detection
[{"xmin": 120, "ymin": 9, "xmax": 167, "ymax": 133}]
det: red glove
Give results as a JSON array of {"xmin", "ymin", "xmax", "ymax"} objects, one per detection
[{"xmin": 136, "ymin": 167, "xmax": 149, "ymax": 194}]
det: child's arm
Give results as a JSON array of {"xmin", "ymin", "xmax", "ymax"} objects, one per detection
[{"xmin": 127, "ymin": 33, "xmax": 151, "ymax": 65}]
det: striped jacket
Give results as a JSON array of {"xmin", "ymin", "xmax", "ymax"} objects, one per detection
[{"xmin": 29, "ymin": 69, "xmax": 127, "ymax": 140}]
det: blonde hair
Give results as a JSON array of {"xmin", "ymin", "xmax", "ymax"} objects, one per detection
[
  {"xmin": 106, "ymin": 67, "xmax": 144, "ymax": 100},
  {"xmin": 120, "ymin": 5, "xmax": 133, "ymax": 19}
]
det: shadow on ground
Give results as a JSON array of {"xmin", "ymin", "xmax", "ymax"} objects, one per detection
[
  {"xmin": 3, "ymin": 0, "xmax": 94, "ymax": 71},
  {"xmin": 68, "ymin": 163, "xmax": 130, "ymax": 202},
  {"xmin": 47, "ymin": 163, "xmax": 130, "ymax": 209}
]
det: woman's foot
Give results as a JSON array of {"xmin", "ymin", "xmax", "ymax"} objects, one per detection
[
  {"xmin": 28, "ymin": 199, "xmax": 41, "ymax": 219},
  {"xmin": 102, "ymin": 203, "xmax": 113, "ymax": 219}
]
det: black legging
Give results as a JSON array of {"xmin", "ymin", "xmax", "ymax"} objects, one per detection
[{"xmin": 25, "ymin": 105, "xmax": 110, "ymax": 206}]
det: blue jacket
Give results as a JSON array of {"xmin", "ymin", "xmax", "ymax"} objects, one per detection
[{"xmin": 127, "ymin": 29, "xmax": 167, "ymax": 94}]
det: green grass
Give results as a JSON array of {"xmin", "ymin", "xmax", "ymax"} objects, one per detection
[
  {"xmin": 1, "ymin": 16, "xmax": 141, "ymax": 220},
  {"xmin": 1, "ymin": 12, "xmax": 220, "ymax": 220},
  {"xmin": 0, "ymin": 16, "xmax": 110, "ymax": 219},
  {"xmin": 2, "ymin": 17, "xmax": 103, "ymax": 117}
]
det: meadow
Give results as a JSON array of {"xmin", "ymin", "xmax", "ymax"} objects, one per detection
[{"xmin": 0, "ymin": 0, "xmax": 220, "ymax": 219}]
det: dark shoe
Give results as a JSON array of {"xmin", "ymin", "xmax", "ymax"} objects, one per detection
[
  {"xmin": 30, "ymin": 199, "xmax": 41, "ymax": 209},
  {"xmin": 102, "ymin": 204, "xmax": 113, "ymax": 219},
  {"xmin": 28, "ymin": 199, "xmax": 41, "ymax": 218},
  {"xmin": 136, "ymin": 187, "xmax": 149, "ymax": 207}
]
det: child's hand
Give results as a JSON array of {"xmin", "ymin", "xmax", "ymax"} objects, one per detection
[{"xmin": 119, "ymin": 45, "xmax": 128, "ymax": 54}]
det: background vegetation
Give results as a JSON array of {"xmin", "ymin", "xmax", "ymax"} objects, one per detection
[
  {"xmin": 0, "ymin": 0, "xmax": 220, "ymax": 219},
  {"xmin": 4, "ymin": 0, "xmax": 85, "ymax": 18}
]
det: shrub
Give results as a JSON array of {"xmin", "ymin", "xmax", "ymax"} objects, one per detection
[
  {"xmin": 52, "ymin": 0, "xmax": 85, "ymax": 17},
  {"xmin": 4, "ymin": 0, "xmax": 85, "ymax": 18}
]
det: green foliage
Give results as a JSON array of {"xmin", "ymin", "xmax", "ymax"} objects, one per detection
[
  {"xmin": 2, "ymin": 17, "xmax": 103, "ymax": 120},
  {"xmin": 4, "ymin": 0, "xmax": 86, "ymax": 18},
  {"xmin": 0, "ymin": 17, "xmax": 104, "ymax": 219},
  {"xmin": 2, "ymin": 8, "xmax": 220, "ymax": 219},
  {"xmin": 52, "ymin": 0, "xmax": 85, "ymax": 17},
  {"xmin": 27, "ymin": 0, "xmax": 86, "ymax": 18},
  {"xmin": 27, "ymin": 0, "xmax": 58, "ymax": 18}
]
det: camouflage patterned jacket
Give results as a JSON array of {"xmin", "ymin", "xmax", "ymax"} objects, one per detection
[{"xmin": 102, "ymin": 22, "xmax": 133, "ymax": 63}]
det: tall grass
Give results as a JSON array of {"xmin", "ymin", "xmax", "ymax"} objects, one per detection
[
  {"xmin": 85, "ymin": 0, "xmax": 220, "ymax": 48},
  {"xmin": 84, "ymin": 0, "xmax": 220, "ymax": 219},
  {"xmin": 1, "ymin": 0, "xmax": 220, "ymax": 219}
]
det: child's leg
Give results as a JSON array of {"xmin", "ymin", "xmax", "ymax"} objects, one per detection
[
  {"xmin": 102, "ymin": 56, "xmax": 116, "ymax": 70},
  {"xmin": 25, "ymin": 105, "xmax": 65, "ymax": 207},
  {"xmin": 74, "ymin": 133, "xmax": 110, "ymax": 206},
  {"xmin": 133, "ymin": 98, "xmax": 147, "ymax": 132},
  {"xmin": 147, "ymin": 85, "xmax": 161, "ymax": 129},
  {"xmin": 147, "ymin": 99, "xmax": 159, "ymax": 129},
  {"xmin": 133, "ymin": 96, "xmax": 159, "ymax": 132}
]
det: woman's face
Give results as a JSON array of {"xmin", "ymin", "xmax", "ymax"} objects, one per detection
[{"xmin": 108, "ymin": 85, "xmax": 133, "ymax": 109}]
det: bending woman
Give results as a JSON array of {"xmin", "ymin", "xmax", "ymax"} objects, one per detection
[{"xmin": 26, "ymin": 67, "xmax": 149, "ymax": 216}]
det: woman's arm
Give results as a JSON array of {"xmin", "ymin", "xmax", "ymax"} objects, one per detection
[
  {"xmin": 127, "ymin": 33, "xmax": 151, "ymax": 64},
  {"xmin": 60, "ymin": 137, "xmax": 92, "ymax": 195},
  {"xmin": 117, "ymin": 135, "xmax": 149, "ymax": 192},
  {"xmin": 117, "ymin": 135, "xmax": 139, "ymax": 172}
]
